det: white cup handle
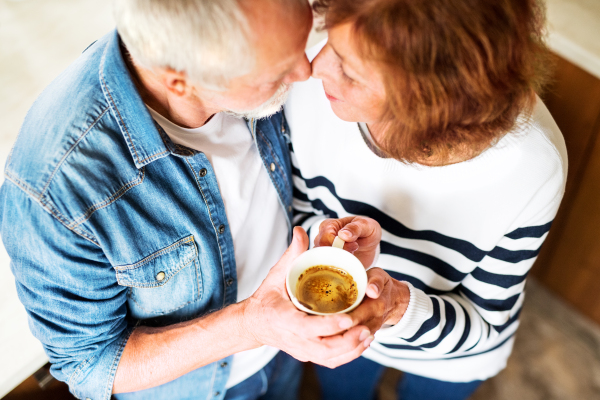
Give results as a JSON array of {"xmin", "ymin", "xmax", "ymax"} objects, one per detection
[{"xmin": 332, "ymin": 236, "xmax": 345, "ymax": 249}]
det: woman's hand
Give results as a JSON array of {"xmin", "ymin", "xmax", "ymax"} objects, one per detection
[
  {"xmin": 348, "ymin": 268, "xmax": 411, "ymax": 334},
  {"xmin": 315, "ymin": 216, "xmax": 382, "ymax": 268}
]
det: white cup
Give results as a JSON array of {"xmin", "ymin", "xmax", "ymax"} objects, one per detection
[{"xmin": 286, "ymin": 238, "xmax": 368, "ymax": 315}]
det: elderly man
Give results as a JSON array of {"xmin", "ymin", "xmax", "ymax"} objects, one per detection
[{"xmin": 0, "ymin": 0, "xmax": 374, "ymax": 399}]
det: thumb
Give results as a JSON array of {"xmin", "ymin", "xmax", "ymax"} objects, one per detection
[
  {"xmin": 274, "ymin": 226, "xmax": 309, "ymax": 273},
  {"xmin": 365, "ymin": 268, "xmax": 387, "ymax": 299}
]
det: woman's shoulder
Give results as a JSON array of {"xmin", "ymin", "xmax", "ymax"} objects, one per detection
[{"xmin": 511, "ymin": 96, "xmax": 568, "ymax": 183}]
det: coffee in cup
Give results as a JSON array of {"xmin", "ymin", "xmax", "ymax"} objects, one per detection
[
  {"xmin": 296, "ymin": 265, "xmax": 358, "ymax": 313},
  {"xmin": 286, "ymin": 237, "xmax": 367, "ymax": 315}
]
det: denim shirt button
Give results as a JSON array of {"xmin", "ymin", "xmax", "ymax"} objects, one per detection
[
  {"xmin": 199, "ymin": 168, "xmax": 207, "ymax": 177},
  {"xmin": 226, "ymin": 278, "xmax": 234, "ymax": 287},
  {"xmin": 220, "ymin": 361, "xmax": 228, "ymax": 368},
  {"xmin": 288, "ymin": 205, "xmax": 292, "ymax": 212},
  {"xmin": 214, "ymin": 392, "xmax": 221, "ymax": 397},
  {"xmin": 156, "ymin": 271, "xmax": 165, "ymax": 281},
  {"xmin": 270, "ymin": 163, "xmax": 275, "ymax": 172},
  {"xmin": 218, "ymin": 224, "xmax": 225, "ymax": 234}
]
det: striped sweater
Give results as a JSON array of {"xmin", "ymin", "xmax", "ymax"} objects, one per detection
[{"xmin": 284, "ymin": 72, "xmax": 567, "ymax": 382}]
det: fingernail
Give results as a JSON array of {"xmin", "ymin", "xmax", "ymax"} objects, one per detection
[
  {"xmin": 369, "ymin": 284, "xmax": 379, "ymax": 296},
  {"xmin": 364, "ymin": 335, "xmax": 374, "ymax": 348},
  {"xmin": 359, "ymin": 330, "xmax": 370, "ymax": 341},
  {"xmin": 339, "ymin": 318, "xmax": 353, "ymax": 330}
]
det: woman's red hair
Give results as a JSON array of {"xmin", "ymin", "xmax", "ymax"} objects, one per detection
[{"xmin": 314, "ymin": 0, "xmax": 551, "ymax": 164}]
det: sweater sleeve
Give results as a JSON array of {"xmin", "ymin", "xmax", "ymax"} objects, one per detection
[{"xmin": 375, "ymin": 195, "xmax": 563, "ymax": 355}]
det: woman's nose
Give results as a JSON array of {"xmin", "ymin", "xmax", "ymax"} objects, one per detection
[
  {"xmin": 311, "ymin": 46, "xmax": 331, "ymax": 81},
  {"xmin": 284, "ymin": 54, "xmax": 312, "ymax": 84}
]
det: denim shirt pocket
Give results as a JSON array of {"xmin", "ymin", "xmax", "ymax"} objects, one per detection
[{"xmin": 115, "ymin": 236, "xmax": 203, "ymax": 318}]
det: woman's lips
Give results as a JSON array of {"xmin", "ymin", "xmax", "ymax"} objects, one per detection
[{"xmin": 325, "ymin": 92, "xmax": 341, "ymax": 102}]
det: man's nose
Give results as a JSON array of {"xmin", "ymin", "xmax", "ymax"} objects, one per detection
[{"xmin": 284, "ymin": 54, "xmax": 312, "ymax": 83}]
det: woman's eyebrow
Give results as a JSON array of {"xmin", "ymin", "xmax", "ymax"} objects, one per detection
[
  {"xmin": 330, "ymin": 43, "xmax": 363, "ymax": 79},
  {"xmin": 329, "ymin": 43, "xmax": 346, "ymax": 62}
]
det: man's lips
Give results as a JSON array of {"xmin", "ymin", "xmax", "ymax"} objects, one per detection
[{"xmin": 325, "ymin": 91, "xmax": 341, "ymax": 102}]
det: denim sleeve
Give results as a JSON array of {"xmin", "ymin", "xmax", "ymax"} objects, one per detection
[{"xmin": 1, "ymin": 181, "xmax": 132, "ymax": 400}]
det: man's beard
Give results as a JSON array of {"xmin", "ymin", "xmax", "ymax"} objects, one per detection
[{"xmin": 224, "ymin": 83, "xmax": 291, "ymax": 120}]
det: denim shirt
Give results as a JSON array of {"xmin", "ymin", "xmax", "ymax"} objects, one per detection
[{"xmin": 0, "ymin": 30, "xmax": 293, "ymax": 400}]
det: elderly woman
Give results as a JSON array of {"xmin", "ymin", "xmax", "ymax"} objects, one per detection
[{"xmin": 284, "ymin": 0, "xmax": 567, "ymax": 399}]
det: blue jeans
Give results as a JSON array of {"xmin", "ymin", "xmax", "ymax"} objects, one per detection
[
  {"xmin": 315, "ymin": 356, "xmax": 482, "ymax": 400},
  {"xmin": 224, "ymin": 352, "xmax": 302, "ymax": 400}
]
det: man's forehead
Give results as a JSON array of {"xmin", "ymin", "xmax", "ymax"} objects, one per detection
[{"xmin": 242, "ymin": 0, "xmax": 312, "ymax": 79}]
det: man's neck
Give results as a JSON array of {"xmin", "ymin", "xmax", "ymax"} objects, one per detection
[{"xmin": 122, "ymin": 50, "xmax": 218, "ymax": 129}]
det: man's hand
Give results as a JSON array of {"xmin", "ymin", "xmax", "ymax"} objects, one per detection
[
  {"xmin": 315, "ymin": 216, "xmax": 382, "ymax": 268},
  {"xmin": 242, "ymin": 227, "xmax": 374, "ymax": 369},
  {"xmin": 347, "ymin": 268, "xmax": 410, "ymax": 334}
]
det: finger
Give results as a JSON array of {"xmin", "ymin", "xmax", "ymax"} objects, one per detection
[
  {"xmin": 319, "ymin": 338, "xmax": 372, "ymax": 369},
  {"xmin": 293, "ymin": 312, "xmax": 356, "ymax": 338},
  {"xmin": 348, "ymin": 297, "xmax": 387, "ymax": 333},
  {"xmin": 315, "ymin": 219, "xmax": 337, "ymax": 247},
  {"xmin": 344, "ymin": 242, "xmax": 359, "ymax": 253},
  {"xmin": 338, "ymin": 217, "xmax": 378, "ymax": 242},
  {"xmin": 365, "ymin": 268, "xmax": 388, "ymax": 299},
  {"xmin": 273, "ymin": 227, "xmax": 309, "ymax": 276},
  {"xmin": 315, "ymin": 327, "xmax": 373, "ymax": 367},
  {"xmin": 316, "ymin": 217, "xmax": 358, "ymax": 246},
  {"xmin": 315, "ymin": 325, "xmax": 370, "ymax": 356}
]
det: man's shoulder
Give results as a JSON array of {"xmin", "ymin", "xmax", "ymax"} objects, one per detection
[
  {"xmin": 6, "ymin": 33, "xmax": 117, "ymax": 190},
  {"xmin": 3, "ymin": 32, "xmax": 142, "ymax": 223}
]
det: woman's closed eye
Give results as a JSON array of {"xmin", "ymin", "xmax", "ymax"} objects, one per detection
[{"xmin": 339, "ymin": 64, "xmax": 356, "ymax": 84}]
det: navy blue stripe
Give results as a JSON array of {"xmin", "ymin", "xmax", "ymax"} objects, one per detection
[
  {"xmin": 470, "ymin": 267, "xmax": 528, "ymax": 289},
  {"xmin": 487, "ymin": 245, "xmax": 541, "ymax": 263},
  {"xmin": 449, "ymin": 303, "xmax": 471, "ymax": 354},
  {"xmin": 465, "ymin": 333, "xmax": 481, "ymax": 352},
  {"xmin": 420, "ymin": 299, "xmax": 456, "ymax": 348},
  {"xmin": 493, "ymin": 307, "xmax": 522, "ymax": 333},
  {"xmin": 460, "ymin": 286, "xmax": 520, "ymax": 312},
  {"xmin": 293, "ymin": 187, "xmax": 310, "ymax": 203},
  {"xmin": 382, "ymin": 297, "xmax": 457, "ymax": 351},
  {"xmin": 445, "ymin": 331, "xmax": 516, "ymax": 360},
  {"xmin": 293, "ymin": 212, "xmax": 314, "ymax": 228},
  {"xmin": 405, "ymin": 297, "xmax": 440, "ymax": 343},
  {"xmin": 378, "ymin": 344, "xmax": 424, "ymax": 351},
  {"xmin": 386, "ymin": 271, "xmax": 445, "ymax": 295},
  {"xmin": 377, "ymin": 331, "xmax": 516, "ymax": 360},
  {"xmin": 296, "ymin": 174, "xmax": 539, "ymax": 264},
  {"xmin": 505, "ymin": 221, "xmax": 552, "ymax": 239},
  {"xmin": 308, "ymin": 198, "xmax": 338, "ymax": 219},
  {"xmin": 291, "ymin": 164, "xmax": 303, "ymax": 178},
  {"xmin": 300, "ymin": 175, "xmax": 488, "ymax": 261},
  {"xmin": 381, "ymin": 241, "xmax": 467, "ymax": 282}
]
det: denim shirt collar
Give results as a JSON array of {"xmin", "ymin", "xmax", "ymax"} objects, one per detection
[
  {"xmin": 99, "ymin": 30, "xmax": 170, "ymax": 169},
  {"xmin": 98, "ymin": 30, "xmax": 261, "ymax": 169}
]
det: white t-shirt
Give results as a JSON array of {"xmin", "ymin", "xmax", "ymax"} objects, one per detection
[{"xmin": 147, "ymin": 107, "xmax": 288, "ymax": 389}]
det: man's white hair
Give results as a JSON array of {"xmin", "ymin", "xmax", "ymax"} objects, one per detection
[{"xmin": 114, "ymin": 0, "xmax": 253, "ymax": 90}]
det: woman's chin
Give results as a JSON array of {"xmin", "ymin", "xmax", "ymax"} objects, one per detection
[{"xmin": 328, "ymin": 101, "xmax": 360, "ymax": 123}]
